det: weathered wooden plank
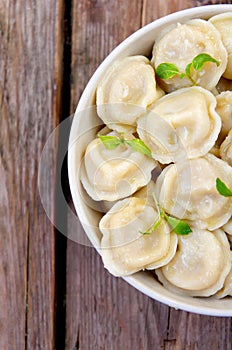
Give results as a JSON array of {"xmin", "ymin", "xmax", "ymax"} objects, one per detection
[
  {"xmin": 70, "ymin": 0, "xmax": 144, "ymax": 112},
  {"xmin": 141, "ymin": 0, "xmax": 193, "ymax": 25},
  {"xmin": 0, "ymin": 0, "xmax": 63, "ymax": 349},
  {"xmin": 168, "ymin": 311, "xmax": 232, "ymax": 349},
  {"xmin": 66, "ymin": 0, "xmax": 232, "ymax": 349}
]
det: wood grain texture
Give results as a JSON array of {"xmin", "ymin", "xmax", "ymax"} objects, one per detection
[
  {"xmin": 70, "ymin": 0, "xmax": 144, "ymax": 112},
  {"xmin": 141, "ymin": 0, "xmax": 193, "ymax": 25},
  {"xmin": 66, "ymin": 0, "xmax": 230, "ymax": 349},
  {"xmin": 0, "ymin": 0, "xmax": 63, "ymax": 349}
]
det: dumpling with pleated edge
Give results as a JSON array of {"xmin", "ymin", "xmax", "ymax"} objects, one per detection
[
  {"xmin": 154, "ymin": 153, "xmax": 232, "ymax": 231},
  {"xmin": 137, "ymin": 86, "xmax": 221, "ymax": 164},
  {"xmin": 80, "ymin": 130, "xmax": 157, "ymax": 201},
  {"xmin": 96, "ymin": 55, "xmax": 164, "ymax": 133},
  {"xmin": 156, "ymin": 228, "xmax": 231, "ymax": 297},
  {"xmin": 99, "ymin": 196, "xmax": 178, "ymax": 277},
  {"xmin": 151, "ymin": 19, "xmax": 227, "ymax": 92}
]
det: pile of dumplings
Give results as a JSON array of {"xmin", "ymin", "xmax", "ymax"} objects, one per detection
[{"xmin": 80, "ymin": 13, "xmax": 232, "ymax": 298}]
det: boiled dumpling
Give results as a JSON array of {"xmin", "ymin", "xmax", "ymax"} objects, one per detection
[
  {"xmin": 137, "ymin": 87, "xmax": 221, "ymax": 164},
  {"xmin": 209, "ymin": 13, "xmax": 232, "ymax": 79},
  {"xmin": 216, "ymin": 91, "xmax": 232, "ymax": 144},
  {"xmin": 156, "ymin": 229, "xmax": 231, "ymax": 297},
  {"xmin": 99, "ymin": 196, "xmax": 177, "ymax": 276},
  {"xmin": 96, "ymin": 55, "xmax": 164, "ymax": 132},
  {"xmin": 220, "ymin": 128, "xmax": 232, "ymax": 166},
  {"xmin": 152, "ymin": 19, "xmax": 227, "ymax": 92},
  {"xmin": 80, "ymin": 131, "xmax": 157, "ymax": 201},
  {"xmin": 155, "ymin": 154, "xmax": 232, "ymax": 230}
]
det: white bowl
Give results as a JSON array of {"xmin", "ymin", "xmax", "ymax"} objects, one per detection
[{"xmin": 68, "ymin": 5, "xmax": 232, "ymax": 316}]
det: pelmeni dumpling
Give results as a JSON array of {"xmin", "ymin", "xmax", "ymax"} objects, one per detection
[
  {"xmin": 80, "ymin": 132, "xmax": 157, "ymax": 201},
  {"xmin": 99, "ymin": 196, "xmax": 177, "ymax": 276},
  {"xmin": 210, "ymin": 13, "xmax": 232, "ymax": 79},
  {"xmin": 216, "ymin": 252, "xmax": 232, "ymax": 299},
  {"xmin": 96, "ymin": 56, "xmax": 164, "ymax": 132},
  {"xmin": 156, "ymin": 229, "xmax": 231, "ymax": 297},
  {"xmin": 155, "ymin": 154, "xmax": 232, "ymax": 230},
  {"xmin": 137, "ymin": 87, "xmax": 221, "ymax": 164},
  {"xmin": 220, "ymin": 128, "xmax": 232, "ymax": 166},
  {"xmin": 216, "ymin": 91, "xmax": 232, "ymax": 144},
  {"xmin": 152, "ymin": 19, "xmax": 227, "ymax": 92}
]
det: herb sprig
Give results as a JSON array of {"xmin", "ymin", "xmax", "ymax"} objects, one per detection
[
  {"xmin": 155, "ymin": 53, "xmax": 220, "ymax": 85},
  {"xmin": 141, "ymin": 194, "xmax": 192, "ymax": 236},
  {"xmin": 98, "ymin": 134, "xmax": 152, "ymax": 158},
  {"xmin": 216, "ymin": 178, "xmax": 232, "ymax": 197}
]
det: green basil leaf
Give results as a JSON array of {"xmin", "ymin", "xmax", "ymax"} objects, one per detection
[
  {"xmin": 155, "ymin": 63, "xmax": 180, "ymax": 79},
  {"xmin": 179, "ymin": 73, "xmax": 186, "ymax": 79},
  {"xmin": 216, "ymin": 178, "xmax": 232, "ymax": 197},
  {"xmin": 192, "ymin": 53, "xmax": 220, "ymax": 71},
  {"xmin": 185, "ymin": 62, "xmax": 192, "ymax": 77},
  {"xmin": 98, "ymin": 134, "xmax": 121, "ymax": 149},
  {"xmin": 140, "ymin": 231, "xmax": 151, "ymax": 235},
  {"xmin": 126, "ymin": 138, "xmax": 152, "ymax": 158},
  {"xmin": 164, "ymin": 214, "xmax": 192, "ymax": 235}
]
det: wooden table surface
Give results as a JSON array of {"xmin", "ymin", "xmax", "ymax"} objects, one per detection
[{"xmin": 1, "ymin": 0, "xmax": 232, "ymax": 349}]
